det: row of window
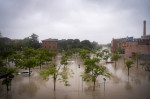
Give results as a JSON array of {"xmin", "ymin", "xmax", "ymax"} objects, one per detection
[
  {"xmin": 43, "ymin": 46, "xmax": 57, "ymax": 49},
  {"xmin": 43, "ymin": 42, "xmax": 57, "ymax": 45}
]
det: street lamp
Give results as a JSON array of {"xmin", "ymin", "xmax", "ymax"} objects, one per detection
[
  {"xmin": 103, "ymin": 78, "xmax": 106, "ymax": 90},
  {"xmin": 78, "ymin": 64, "xmax": 80, "ymax": 68}
]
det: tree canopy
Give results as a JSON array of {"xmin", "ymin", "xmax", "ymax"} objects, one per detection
[{"xmin": 82, "ymin": 57, "xmax": 110, "ymax": 91}]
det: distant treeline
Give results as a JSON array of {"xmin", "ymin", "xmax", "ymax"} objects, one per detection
[
  {"xmin": 0, "ymin": 33, "xmax": 98, "ymax": 51},
  {"xmin": 0, "ymin": 33, "xmax": 41, "ymax": 51},
  {"xmin": 58, "ymin": 39, "xmax": 97, "ymax": 51}
]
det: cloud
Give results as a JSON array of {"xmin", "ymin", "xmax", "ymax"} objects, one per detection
[{"xmin": 0, "ymin": 0, "xmax": 150, "ymax": 44}]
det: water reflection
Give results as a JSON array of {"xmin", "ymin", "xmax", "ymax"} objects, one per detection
[
  {"xmin": 18, "ymin": 78, "xmax": 39, "ymax": 97},
  {"xmin": 125, "ymin": 81, "xmax": 132, "ymax": 91},
  {"xmin": 0, "ymin": 55, "xmax": 150, "ymax": 99}
]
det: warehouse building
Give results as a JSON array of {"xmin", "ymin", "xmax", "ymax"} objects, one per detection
[{"xmin": 111, "ymin": 21, "xmax": 150, "ymax": 60}]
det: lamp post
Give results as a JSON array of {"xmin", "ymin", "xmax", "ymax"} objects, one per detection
[
  {"xmin": 103, "ymin": 78, "xmax": 106, "ymax": 99},
  {"xmin": 103, "ymin": 78, "xmax": 106, "ymax": 91},
  {"xmin": 78, "ymin": 64, "xmax": 80, "ymax": 68}
]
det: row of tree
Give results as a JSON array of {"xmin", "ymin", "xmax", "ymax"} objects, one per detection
[
  {"xmin": 0, "ymin": 45, "xmax": 111, "ymax": 91},
  {"xmin": 78, "ymin": 46, "xmax": 111, "ymax": 91},
  {"xmin": 0, "ymin": 33, "xmax": 41, "ymax": 52},
  {"xmin": 0, "ymin": 47, "xmax": 75, "ymax": 91},
  {"xmin": 0, "ymin": 33, "xmax": 98, "ymax": 52},
  {"xmin": 58, "ymin": 39, "xmax": 97, "ymax": 51},
  {"xmin": 1, "ymin": 46, "xmax": 149, "ymax": 92},
  {"xmin": 111, "ymin": 51, "xmax": 150, "ymax": 78}
]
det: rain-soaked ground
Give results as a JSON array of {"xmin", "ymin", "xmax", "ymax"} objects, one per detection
[{"xmin": 0, "ymin": 54, "xmax": 150, "ymax": 99}]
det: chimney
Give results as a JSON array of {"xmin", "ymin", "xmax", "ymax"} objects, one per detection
[{"xmin": 143, "ymin": 20, "xmax": 146, "ymax": 36}]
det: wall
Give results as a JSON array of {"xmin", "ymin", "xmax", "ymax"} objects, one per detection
[
  {"xmin": 125, "ymin": 41, "xmax": 150, "ymax": 58},
  {"xmin": 42, "ymin": 41, "xmax": 58, "ymax": 51}
]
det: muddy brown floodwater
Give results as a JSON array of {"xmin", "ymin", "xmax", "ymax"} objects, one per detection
[{"xmin": 0, "ymin": 55, "xmax": 150, "ymax": 99}]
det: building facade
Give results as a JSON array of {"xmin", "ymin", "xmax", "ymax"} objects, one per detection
[
  {"xmin": 111, "ymin": 21, "xmax": 150, "ymax": 60},
  {"xmin": 42, "ymin": 38, "xmax": 58, "ymax": 51},
  {"xmin": 111, "ymin": 38, "xmax": 121, "ymax": 53},
  {"xmin": 125, "ymin": 40, "xmax": 150, "ymax": 58}
]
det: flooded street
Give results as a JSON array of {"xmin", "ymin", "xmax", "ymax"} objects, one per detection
[{"xmin": 1, "ymin": 55, "xmax": 150, "ymax": 99}]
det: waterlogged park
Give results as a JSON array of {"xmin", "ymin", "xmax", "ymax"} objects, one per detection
[
  {"xmin": 0, "ymin": 44, "xmax": 150, "ymax": 99},
  {"xmin": 0, "ymin": 34, "xmax": 150, "ymax": 99}
]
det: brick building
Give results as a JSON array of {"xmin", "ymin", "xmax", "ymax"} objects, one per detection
[
  {"xmin": 125, "ymin": 39, "xmax": 150, "ymax": 58},
  {"xmin": 111, "ymin": 20, "xmax": 150, "ymax": 60},
  {"xmin": 42, "ymin": 38, "xmax": 58, "ymax": 51},
  {"xmin": 111, "ymin": 38, "xmax": 121, "ymax": 53}
]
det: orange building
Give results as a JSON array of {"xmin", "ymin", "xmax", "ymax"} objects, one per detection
[{"xmin": 42, "ymin": 38, "xmax": 58, "ymax": 51}]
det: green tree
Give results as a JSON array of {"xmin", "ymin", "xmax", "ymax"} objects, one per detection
[
  {"xmin": 65, "ymin": 50, "xmax": 73, "ymax": 57},
  {"xmin": 37, "ymin": 49, "xmax": 47, "ymax": 69},
  {"xmin": 40, "ymin": 65, "xmax": 58, "ymax": 91},
  {"xmin": 40, "ymin": 54, "xmax": 73, "ymax": 91},
  {"xmin": 80, "ymin": 40, "xmax": 93, "ymax": 50},
  {"xmin": 95, "ymin": 45, "xmax": 102, "ymax": 51},
  {"xmin": 102, "ymin": 49, "xmax": 110, "ymax": 62},
  {"xmin": 103, "ymin": 54, "xmax": 110, "ymax": 62},
  {"xmin": 102, "ymin": 49, "xmax": 109, "ymax": 54},
  {"xmin": 17, "ymin": 48, "xmax": 38, "ymax": 76},
  {"xmin": 0, "ymin": 57, "xmax": 5, "ymax": 67},
  {"xmin": 23, "ymin": 48, "xmax": 37, "ymax": 58},
  {"xmin": 111, "ymin": 53, "xmax": 121, "ymax": 68},
  {"xmin": 82, "ymin": 58, "xmax": 110, "ymax": 91},
  {"xmin": 18, "ymin": 57, "xmax": 38, "ymax": 76},
  {"xmin": 78, "ymin": 49, "xmax": 90, "ymax": 60},
  {"xmin": 125, "ymin": 59, "xmax": 133, "ymax": 76},
  {"xmin": 96, "ymin": 52, "xmax": 103, "ymax": 59},
  {"xmin": 73, "ymin": 39, "xmax": 80, "ymax": 48},
  {"xmin": 0, "ymin": 49, "xmax": 16, "ymax": 59},
  {"xmin": 44, "ymin": 50, "xmax": 57, "ymax": 66},
  {"xmin": 29, "ymin": 33, "xmax": 41, "ymax": 49},
  {"xmin": 132, "ymin": 52, "xmax": 142, "ymax": 69},
  {"xmin": 10, "ymin": 52, "xmax": 22, "ymax": 67},
  {"xmin": 140, "ymin": 61, "xmax": 150, "ymax": 71},
  {"xmin": 58, "ymin": 39, "xmax": 95, "ymax": 51},
  {"xmin": 17, "ymin": 37, "xmax": 30, "ymax": 50},
  {"xmin": 61, "ymin": 55, "xmax": 69, "ymax": 68},
  {"xmin": 0, "ymin": 49, "xmax": 16, "ymax": 67},
  {"xmin": 0, "ymin": 67, "xmax": 17, "ymax": 92}
]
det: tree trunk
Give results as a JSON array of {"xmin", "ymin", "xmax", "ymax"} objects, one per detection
[
  {"xmin": 128, "ymin": 68, "xmax": 129, "ymax": 77},
  {"xmin": 104, "ymin": 80, "xmax": 105, "ymax": 91},
  {"xmin": 124, "ymin": 57, "xmax": 125, "ymax": 63},
  {"xmin": 93, "ymin": 80, "xmax": 96, "ymax": 91},
  {"xmin": 46, "ymin": 62, "xmax": 48, "ymax": 66},
  {"xmin": 6, "ymin": 84, "xmax": 9, "ymax": 92},
  {"xmin": 40, "ymin": 60, "xmax": 41, "ymax": 70},
  {"xmin": 40, "ymin": 65, "xmax": 41, "ymax": 70},
  {"xmin": 29, "ymin": 67, "xmax": 31, "ymax": 77},
  {"xmin": 54, "ymin": 74, "xmax": 56, "ymax": 91},
  {"xmin": 137, "ymin": 58, "xmax": 138, "ymax": 69},
  {"xmin": 115, "ymin": 61, "xmax": 116, "ymax": 69}
]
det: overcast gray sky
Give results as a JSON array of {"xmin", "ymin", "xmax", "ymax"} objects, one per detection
[{"xmin": 0, "ymin": 0, "xmax": 150, "ymax": 44}]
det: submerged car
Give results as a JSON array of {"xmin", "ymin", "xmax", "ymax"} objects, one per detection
[{"xmin": 18, "ymin": 71, "xmax": 32, "ymax": 76}]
